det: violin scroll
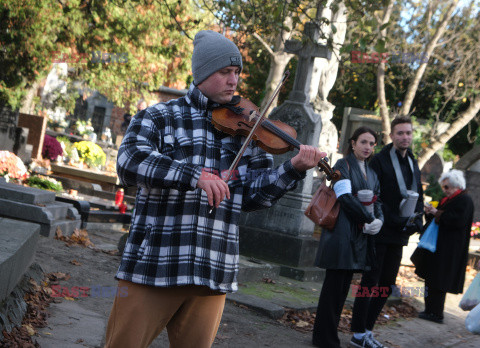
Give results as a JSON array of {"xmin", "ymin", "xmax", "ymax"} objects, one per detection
[{"xmin": 317, "ymin": 157, "xmax": 341, "ymax": 182}]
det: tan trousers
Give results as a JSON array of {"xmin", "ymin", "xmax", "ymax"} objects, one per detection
[{"xmin": 104, "ymin": 280, "xmax": 226, "ymax": 348}]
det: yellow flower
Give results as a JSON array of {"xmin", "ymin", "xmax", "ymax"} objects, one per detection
[{"xmin": 430, "ymin": 201, "xmax": 438, "ymax": 208}]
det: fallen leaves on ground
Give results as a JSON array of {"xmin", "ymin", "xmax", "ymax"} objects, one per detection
[
  {"xmin": 55, "ymin": 228, "xmax": 94, "ymax": 248},
  {"xmin": 279, "ymin": 266, "xmax": 425, "ymax": 333},
  {"xmin": 279, "ymin": 265, "xmax": 479, "ymax": 333},
  {"xmin": 279, "ymin": 300, "xmax": 418, "ymax": 334},
  {"xmin": 47, "ymin": 272, "xmax": 71, "ymax": 282},
  {"xmin": 1, "ymin": 278, "xmax": 53, "ymax": 347}
]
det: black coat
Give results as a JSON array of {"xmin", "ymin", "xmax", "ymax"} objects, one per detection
[
  {"xmin": 369, "ymin": 144, "xmax": 424, "ymax": 246},
  {"xmin": 411, "ymin": 191, "xmax": 474, "ymax": 294},
  {"xmin": 315, "ymin": 154, "xmax": 383, "ymax": 271}
]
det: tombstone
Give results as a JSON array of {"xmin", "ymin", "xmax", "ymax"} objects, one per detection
[
  {"xmin": 17, "ymin": 113, "xmax": 48, "ymax": 160},
  {"xmin": 239, "ymin": 22, "xmax": 332, "ymax": 270},
  {"xmin": 420, "ymin": 152, "xmax": 444, "ymax": 183},
  {"xmin": 0, "ymin": 104, "xmax": 31, "ymax": 162},
  {"xmin": 85, "ymin": 92, "xmax": 114, "ymax": 135},
  {"xmin": 338, "ymin": 107, "xmax": 382, "ymax": 154},
  {"xmin": 0, "ymin": 104, "xmax": 19, "ymax": 152},
  {"xmin": 456, "ymin": 145, "xmax": 480, "ymax": 222}
]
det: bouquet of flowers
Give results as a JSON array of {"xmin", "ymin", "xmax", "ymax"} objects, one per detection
[
  {"xmin": 472, "ymin": 222, "xmax": 480, "ymax": 239},
  {"xmin": 42, "ymin": 134, "xmax": 64, "ymax": 160},
  {"xmin": 0, "ymin": 151, "xmax": 29, "ymax": 182},
  {"xmin": 72, "ymin": 141, "xmax": 106, "ymax": 168},
  {"xmin": 75, "ymin": 120, "xmax": 95, "ymax": 137}
]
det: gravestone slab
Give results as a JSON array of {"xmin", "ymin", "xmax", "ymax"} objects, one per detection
[
  {"xmin": 0, "ymin": 181, "xmax": 81, "ymax": 237},
  {"xmin": 0, "ymin": 218, "xmax": 40, "ymax": 303}
]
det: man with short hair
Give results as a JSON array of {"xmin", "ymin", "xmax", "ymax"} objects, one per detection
[
  {"xmin": 350, "ymin": 116, "xmax": 424, "ymax": 348},
  {"xmin": 104, "ymin": 30, "xmax": 325, "ymax": 348}
]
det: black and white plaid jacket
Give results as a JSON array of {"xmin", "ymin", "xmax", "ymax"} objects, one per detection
[{"xmin": 115, "ymin": 84, "xmax": 305, "ymax": 293}]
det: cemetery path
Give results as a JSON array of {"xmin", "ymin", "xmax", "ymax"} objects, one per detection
[{"xmin": 31, "ymin": 225, "xmax": 480, "ymax": 348}]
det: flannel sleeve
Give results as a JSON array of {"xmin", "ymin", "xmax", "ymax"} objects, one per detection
[
  {"xmin": 241, "ymin": 148, "xmax": 305, "ymax": 212},
  {"xmin": 116, "ymin": 109, "xmax": 202, "ymax": 191}
]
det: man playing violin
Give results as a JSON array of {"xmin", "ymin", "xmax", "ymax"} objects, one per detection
[{"xmin": 105, "ymin": 30, "xmax": 325, "ymax": 348}]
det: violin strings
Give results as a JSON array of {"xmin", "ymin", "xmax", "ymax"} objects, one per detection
[{"xmin": 261, "ymin": 119, "xmax": 302, "ymax": 149}]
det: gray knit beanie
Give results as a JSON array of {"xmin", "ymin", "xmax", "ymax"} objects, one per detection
[{"xmin": 192, "ymin": 30, "xmax": 243, "ymax": 85}]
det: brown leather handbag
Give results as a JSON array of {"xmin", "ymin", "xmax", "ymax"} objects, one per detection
[{"xmin": 304, "ymin": 178, "xmax": 339, "ymax": 230}]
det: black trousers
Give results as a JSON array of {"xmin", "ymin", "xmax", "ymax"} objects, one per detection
[
  {"xmin": 312, "ymin": 269, "xmax": 354, "ymax": 348},
  {"xmin": 424, "ymin": 279, "xmax": 447, "ymax": 317},
  {"xmin": 351, "ymin": 243, "xmax": 403, "ymax": 332}
]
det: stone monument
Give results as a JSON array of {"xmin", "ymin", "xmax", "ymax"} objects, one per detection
[
  {"xmin": 41, "ymin": 63, "xmax": 69, "ymax": 127},
  {"xmin": 313, "ymin": 0, "xmax": 347, "ymax": 167},
  {"xmin": 338, "ymin": 107, "xmax": 382, "ymax": 154},
  {"xmin": 239, "ymin": 22, "xmax": 332, "ymax": 273}
]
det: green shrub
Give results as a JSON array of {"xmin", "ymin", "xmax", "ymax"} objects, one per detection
[{"xmin": 26, "ymin": 175, "xmax": 63, "ymax": 192}]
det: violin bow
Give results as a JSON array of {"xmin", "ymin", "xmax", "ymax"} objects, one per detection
[
  {"xmin": 208, "ymin": 71, "xmax": 290, "ymax": 214},
  {"xmin": 223, "ymin": 71, "xmax": 290, "ymax": 183}
]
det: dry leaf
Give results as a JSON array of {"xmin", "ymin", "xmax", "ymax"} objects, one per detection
[
  {"xmin": 70, "ymin": 260, "xmax": 81, "ymax": 266},
  {"xmin": 55, "ymin": 227, "xmax": 64, "ymax": 239},
  {"xmin": 23, "ymin": 324, "xmax": 36, "ymax": 336},
  {"xmin": 295, "ymin": 320, "xmax": 309, "ymax": 328}
]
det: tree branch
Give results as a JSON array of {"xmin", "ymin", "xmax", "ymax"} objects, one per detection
[
  {"xmin": 417, "ymin": 96, "xmax": 480, "ymax": 169},
  {"xmin": 400, "ymin": 0, "xmax": 459, "ymax": 116},
  {"xmin": 376, "ymin": 0, "xmax": 394, "ymax": 144}
]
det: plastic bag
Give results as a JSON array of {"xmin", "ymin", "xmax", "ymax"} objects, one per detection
[
  {"xmin": 460, "ymin": 273, "xmax": 480, "ymax": 311},
  {"xmin": 417, "ymin": 221, "xmax": 439, "ymax": 253},
  {"xmin": 465, "ymin": 303, "xmax": 480, "ymax": 334}
]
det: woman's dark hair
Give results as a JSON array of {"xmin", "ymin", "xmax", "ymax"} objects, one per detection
[{"xmin": 345, "ymin": 126, "xmax": 378, "ymax": 157}]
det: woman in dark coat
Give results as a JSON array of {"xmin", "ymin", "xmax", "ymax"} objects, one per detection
[
  {"xmin": 412, "ymin": 169, "xmax": 474, "ymax": 324},
  {"xmin": 312, "ymin": 127, "xmax": 384, "ymax": 348}
]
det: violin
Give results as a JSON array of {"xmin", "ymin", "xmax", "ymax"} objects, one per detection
[{"xmin": 211, "ymin": 97, "xmax": 340, "ymax": 181}]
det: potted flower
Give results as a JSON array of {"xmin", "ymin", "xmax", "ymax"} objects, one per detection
[
  {"xmin": 75, "ymin": 120, "xmax": 95, "ymax": 139},
  {"xmin": 47, "ymin": 119, "xmax": 69, "ymax": 133},
  {"xmin": 72, "ymin": 141, "xmax": 106, "ymax": 169}
]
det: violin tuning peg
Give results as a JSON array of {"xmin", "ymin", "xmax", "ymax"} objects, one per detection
[{"xmin": 323, "ymin": 156, "xmax": 329, "ymax": 163}]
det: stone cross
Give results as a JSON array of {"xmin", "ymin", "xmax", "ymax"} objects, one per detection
[
  {"xmin": 284, "ymin": 22, "xmax": 331, "ymax": 105},
  {"xmin": 238, "ymin": 22, "xmax": 334, "ymax": 271}
]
